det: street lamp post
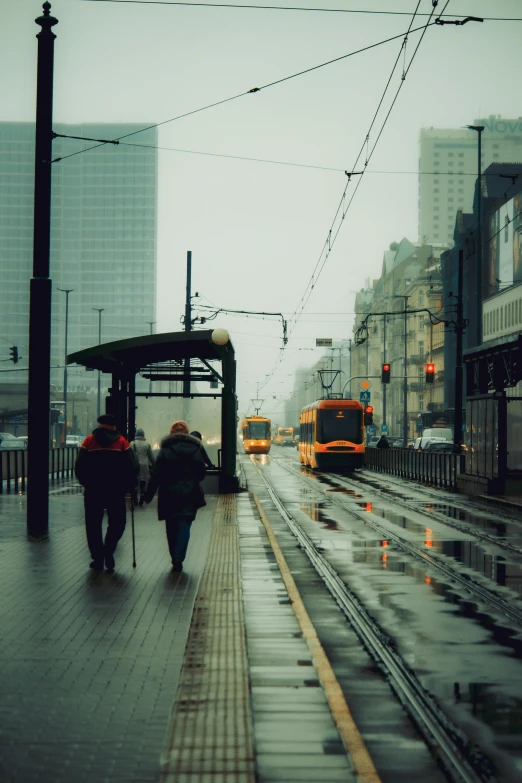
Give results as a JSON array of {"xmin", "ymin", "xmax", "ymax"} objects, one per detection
[
  {"xmin": 393, "ymin": 295, "xmax": 409, "ymax": 447},
  {"xmin": 27, "ymin": 2, "xmax": 58, "ymax": 538},
  {"xmin": 93, "ymin": 308, "xmax": 104, "ymax": 417},
  {"xmin": 466, "ymin": 124, "xmax": 485, "ymax": 346},
  {"xmin": 58, "ymin": 288, "xmax": 73, "ymax": 443},
  {"xmin": 382, "ymin": 314, "xmax": 387, "ymax": 428},
  {"xmin": 147, "ymin": 321, "xmax": 155, "ymax": 394}
]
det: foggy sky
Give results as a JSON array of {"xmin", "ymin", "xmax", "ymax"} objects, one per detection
[{"xmin": 5, "ymin": 0, "xmax": 521, "ymax": 417}]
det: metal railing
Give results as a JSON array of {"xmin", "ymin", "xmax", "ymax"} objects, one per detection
[
  {"xmin": 0, "ymin": 447, "xmax": 79, "ymax": 494},
  {"xmin": 364, "ymin": 447, "xmax": 465, "ymax": 490}
]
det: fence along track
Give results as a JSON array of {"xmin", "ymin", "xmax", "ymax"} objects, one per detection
[
  {"xmin": 277, "ymin": 458, "xmax": 522, "ymax": 628},
  {"xmin": 253, "ymin": 462, "xmax": 495, "ymax": 783}
]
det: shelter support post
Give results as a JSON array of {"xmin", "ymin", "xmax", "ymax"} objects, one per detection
[{"xmin": 220, "ymin": 349, "xmax": 238, "ymax": 492}]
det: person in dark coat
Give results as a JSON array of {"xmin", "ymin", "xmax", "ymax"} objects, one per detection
[
  {"xmin": 130, "ymin": 428, "xmax": 155, "ymax": 505},
  {"xmin": 189, "ymin": 431, "xmax": 215, "ymax": 469},
  {"xmin": 144, "ymin": 420, "xmax": 206, "ymax": 572},
  {"xmin": 75, "ymin": 414, "xmax": 138, "ymax": 573},
  {"xmin": 376, "ymin": 435, "xmax": 390, "ymax": 449}
]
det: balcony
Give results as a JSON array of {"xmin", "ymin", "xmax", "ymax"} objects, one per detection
[
  {"xmin": 408, "ymin": 382, "xmax": 425, "ymax": 392},
  {"xmin": 407, "ymin": 354, "xmax": 425, "ymax": 364}
]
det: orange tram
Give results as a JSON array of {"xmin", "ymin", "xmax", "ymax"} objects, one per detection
[
  {"xmin": 241, "ymin": 416, "xmax": 272, "ymax": 454},
  {"xmin": 299, "ymin": 399, "xmax": 364, "ymax": 470}
]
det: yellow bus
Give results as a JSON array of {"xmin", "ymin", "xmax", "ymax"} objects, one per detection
[
  {"xmin": 299, "ymin": 399, "xmax": 364, "ymax": 470},
  {"xmin": 274, "ymin": 427, "xmax": 294, "ymax": 447},
  {"xmin": 241, "ymin": 416, "xmax": 272, "ymax": 454}
]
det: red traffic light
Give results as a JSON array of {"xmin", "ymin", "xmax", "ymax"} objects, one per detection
[
  {"xmin": 426, "ymin": 363, "xmax": 434, "ymax": 373},
  {"xmin": 425, "ymin": 363, "xmax": 435, "ymax": 384},
  {"xmin": 366, "ymin": 404, "xmax": 374, "ymax": 413},
  {"xmin": 381, "ymin": 362, "xmax": 391, "ymax": 383},
  {"xmin": 383, "ymin": 363, "xmax": 390, "ymax": 371}
]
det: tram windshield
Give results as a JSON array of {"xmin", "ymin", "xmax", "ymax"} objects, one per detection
[
  {"xmin": 278, "ymin": 429, "xmax": 292, "ymax": 436},
  {"xmin": 317, "ymin": 409, "xmax": 362, "ymax": 444},
  {"xmin": 246, "ymin": 421, "xmax": 270, "ymax": 439}
]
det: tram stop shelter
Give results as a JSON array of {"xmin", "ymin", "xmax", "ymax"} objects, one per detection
[{"xmin": 67, "ymin": 329, "xmax": 238, "ymax": 493}]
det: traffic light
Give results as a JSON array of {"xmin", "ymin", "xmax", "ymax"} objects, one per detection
[
  {"xmin": 9, "ymin": 346, "xmax": 18, "ymax": 364},
  {"xmin": 364, "ymin": 404, "xmax": 374, "ymax": 426},
  {"xmin": 381, "ymin": 363, "xmax": 391, "ymax": 383},
  {"xmin": 425, "ymin": 363, "xmax": 435, "ymax": 384}
]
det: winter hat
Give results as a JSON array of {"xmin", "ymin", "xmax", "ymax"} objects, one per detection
[
  {"xmin": 98, "ymin": 414, "xmax": 117, "ymax": 427},
  {"xmin": 135, "ymin": 428, "xmax": 145, "ymax": 437},
  {"xmin": 190, "ymin": 431, "xmax": 202, "ymax": 440},
  {"xmin": 170, "ymin": 420, "xmax": 189, "ymax": 435}
]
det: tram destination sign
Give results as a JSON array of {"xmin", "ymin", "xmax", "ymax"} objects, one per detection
[{"xmin": 316, "ymin": 338, "xmax": 332, "ymax": 347}]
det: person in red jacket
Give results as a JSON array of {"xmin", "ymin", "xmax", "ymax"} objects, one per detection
[{"xmin": 75, "ymin": 414, "xmax": 138, "ymax": 572}]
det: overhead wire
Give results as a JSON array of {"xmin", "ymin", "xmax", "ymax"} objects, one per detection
[
  {"xmin": 287, "ymin": 0, "xmax": 444, "ymax": 342},
  {"xmin": 51, "ymin": 22, "xmax": 439, "ymax": 164},
  {"xmin": 259, "ymin": 0, "xmax": 440, "ymax": 394},
  {"xmin": 81, "ymin": 0, "xmax": 520, "ymax": 22}
]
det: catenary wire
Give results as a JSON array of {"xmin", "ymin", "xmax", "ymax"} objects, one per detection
[
  {"xmin": 115, "ymin": 141, "xmax": 489, "ymax": 176},
  {"xmin": 260, "ymin": 1, "xmax": 438, "ymax": 393},
  {"xmin": 51, "ymin": 22, "xmax": 437, "ymax": 164},
  {"xmin": 81, "ymin": 0, "xmax": 520, "ymax": 22}
]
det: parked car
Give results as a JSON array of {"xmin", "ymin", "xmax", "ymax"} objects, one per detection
[
  {"xmin": 413, "ymin": 436, "xmax": 447, "ymax": 450},
  {"xmin": 390, "ymin": 438, "xmax": 415, "ymax": 448},
  {"xmin": 0, "ymin": 432, "xmax": 26, "ymax": 451},
  {"xmin": 65, "ymin": 435, "xmax": 84, "ymax": 447},
  {"xmin": 367, "ymin": 436, "xmax": 380, "ymax": 448},
  {"xmin": 16, "ymin": 436, "xmax": 28, "ymax": 449},
  {"xmin": 424, "ymin": 440, "xmax": 455, "ymax": 453}
]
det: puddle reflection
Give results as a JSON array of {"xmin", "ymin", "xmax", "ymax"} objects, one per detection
[{"xmin": 299, "ymin": 502, "xmax": 340, "ymax": 531}]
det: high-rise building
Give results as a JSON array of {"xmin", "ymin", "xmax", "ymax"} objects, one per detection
[
  {"xmin": 418, "ymin": 116, "xmax": 522, "ymax": 246},
  {"xmin": 0, "ymin": 122, "xmax": 157, "ymax": 417}
]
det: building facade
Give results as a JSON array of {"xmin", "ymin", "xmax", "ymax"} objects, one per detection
[
  {"xmin": 0, "ymin": 122, "xmax": 158, "ymax": 432},
  {"xmin": 419, "ymin": 116, "xmax": 522, "ymax": 246}
]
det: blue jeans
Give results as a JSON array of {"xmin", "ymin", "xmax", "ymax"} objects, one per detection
[{"xmin": 165, "ymin": 514, "xmax": 194, "ymax": 562}]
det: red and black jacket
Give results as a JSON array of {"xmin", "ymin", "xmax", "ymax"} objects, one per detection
[{"xmin": 75, "ymin": 425, "xmax": 138, "ymax": 493}]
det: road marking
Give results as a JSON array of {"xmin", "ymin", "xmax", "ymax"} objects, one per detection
[{"xmin": 253, "ymin": 493, "xmax": 382, "ymax": 783}]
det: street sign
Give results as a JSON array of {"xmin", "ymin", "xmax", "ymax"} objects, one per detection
[
  {"xmin": 382, "ymin": 424, "xmax": 388, "ymax": 433},
  {"xmin": 316, "ymin": 338, "xmax": 332, "ymax": 347},
  {"xmin": 359, "ymin": 391, "xmax": 371, "ymax": 403},
  {"xmin": 359, "ymin": 379, "xmax": 372, "ymax": 390},
  {"xmin": 368, "ymin": 426, "xmax": 375, "ymax": 433}
]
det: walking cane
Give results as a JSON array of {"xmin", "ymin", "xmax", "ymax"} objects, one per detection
[{"xmin": 131, "ymin": 494, "xmax": 137, "ymax": 568}]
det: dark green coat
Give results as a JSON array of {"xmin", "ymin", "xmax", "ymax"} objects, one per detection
[{"xmin": 144, "ymin": 432, "xmax": 206, "ymax": 520}]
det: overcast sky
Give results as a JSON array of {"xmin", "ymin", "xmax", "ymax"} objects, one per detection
[{"xmin": 5, "ymin": 0, "xmax": 522, "ymax": 417}]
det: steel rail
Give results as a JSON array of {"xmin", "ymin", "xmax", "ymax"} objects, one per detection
[
  {"xmin": 253, "ymin": 462, "xmax": 494, "ymax": 783},
  {"xmin": 276, "ymin": 457, "xmax": 522, "ymax": 627},
  {"xmin": 334, "ymin": 469, "xmax": 522, "ymax": 558}
]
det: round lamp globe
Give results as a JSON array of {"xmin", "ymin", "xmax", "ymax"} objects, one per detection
[{"xmin": 212, "ymin": 328, "xmax": 230, "ymax": 346}]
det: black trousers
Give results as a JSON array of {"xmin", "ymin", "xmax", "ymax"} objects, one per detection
[{"xmin": 84, "ymin": 491, "xmax": 127, "ymax": 563}]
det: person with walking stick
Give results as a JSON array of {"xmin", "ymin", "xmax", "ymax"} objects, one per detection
[
  {"xmin": 75, "ymin": 414, "xmax": 138, "ymax": 573},
  {"xmin": 143, "ymin": 421, "xmax": 206, "ymax": 573}
]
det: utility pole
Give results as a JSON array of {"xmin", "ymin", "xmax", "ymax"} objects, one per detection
[
  {"xmin": 453, "ymin": 249, "xmax": 465, "ymax": 453},
  {"xmin": 467, "ymin": 124, "xmax": 485, "ymax": 346},
  {"xmin": 147, "ymin": 321, "xmax": 155, "ymax": 394},
  {"xmin": 58, "ymin": 287, "xmax": 73, "ymax": 443},
  {"xmin": 183, "ymin": 250, "xmax": 192, "ymax": 399},
  {"xmin": 27, "ymin": 2, "xmax": 58, "ymax": 537},
  {"xmin": 382, "ymin": 314, "xmax": 387, "ymax": 429},
  {"xmin": 403, "ymin": 298, "xmax": 409, "ymax": 447},
  {"xmin": 93, "ymin": 308, "xmax": 104, "ymax": 417}
]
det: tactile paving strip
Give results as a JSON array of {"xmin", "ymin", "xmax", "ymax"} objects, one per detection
[{"xmin": 161, "ymin": 494, "xmax": 256, "ymax": 783}]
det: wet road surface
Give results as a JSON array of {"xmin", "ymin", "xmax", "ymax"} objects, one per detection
[{"xmin": 246, "ymin": 447, "xmax": 522, "ymax": 782}]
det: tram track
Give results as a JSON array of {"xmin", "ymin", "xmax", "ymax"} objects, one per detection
[
  {"xmin": 274, "ymin": 456, "xmax": 522, "ymax": 628},
  {"xmin": 273, "ymin": 447, "xmax": 522, "ymax": 559},
  {"xmin": 252, "ymin": 459, "xmax": 496, "ymax": 783}
]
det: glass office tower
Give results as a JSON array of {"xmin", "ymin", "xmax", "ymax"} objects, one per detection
[{"xmin": 0, "ymin": 122, "xmax": 157, "ymax": 407}]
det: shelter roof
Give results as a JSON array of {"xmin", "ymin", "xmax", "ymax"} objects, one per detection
[{"xmin": 67, "ymin": 330, "xmax": 232, "ymax": 374}]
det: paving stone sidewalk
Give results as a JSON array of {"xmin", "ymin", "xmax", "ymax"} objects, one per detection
[{"xmin": 0, "ymin": 482, "xmax": 214, "ymax": 783}]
